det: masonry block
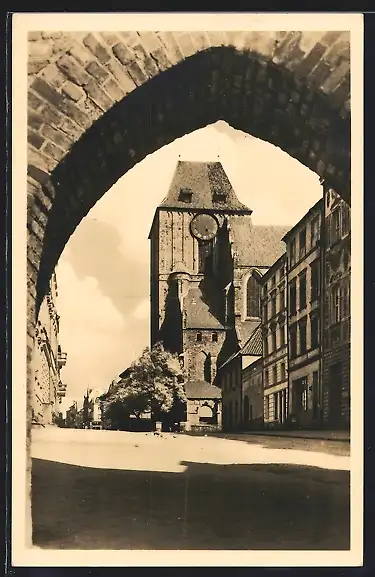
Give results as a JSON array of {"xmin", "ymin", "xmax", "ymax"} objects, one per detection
[
  {"xmin": 28, "ymin": 129, "xmax": 45, "ymax": 150},
  {"xmin": 62, "ymin": 81, "xmax": 86, "ymax": 102},
  {"xmin": 86, "ymin": 60, "xmax": 110, "ymax": 83},
  {"xmin": 173, "ymin": 32, "xmax": 197, "ymax": 58},
  {"xmin": 83, "ymin": 33, "xmax": 111, "ymax": 64},
  {"xmin": 41, "ymin": 123, "xmax": 73, "ymax": 150},
  {"xmin": 28, "ymin": 59, "xmax": 49, "ymax": 75},
  {"xmin": 42, "ymin": 141, "xmax": 66, "ymax": 162},
  {"xmin": 106, "ymin": 59, "xmax": 137, "ymax": 93},
  {"xmin": 157, "ymin": 32, "xmax": 183, "ymax": 64},
  {"xmin": 99, "ymin": 32, "xmax": 120, "ymax": 46},
  {"xmin": 84, "ymin": 79, "xmax": 113, "ymax": 111},
  {"xmin": 29, "ymin": 41, "xmax": 53, "ymax": 59},
  {"xmin": 56, "ymin": 54, "xmax": 91, "ymax": 86},
  {"xmin": 31, "ymin": 77, "xmax": 91, "ymax": 128},
  {"xmin": 132, "ymin": 43, "xmax": 159, "ymax": 77},
  {"xmin": 69, "ymin": 42, "xmax": 94, "ymax": 66},
  {"xmin": 28, "ymin": 31, "xmax": 42, "ymax": 41},
  {"xmin": 40, "ymin": 63, "xmax": 66, "ymax": 90},
  {"xmin": 102, "ymin": 77, "xmax": 125, "ymax": 102}
]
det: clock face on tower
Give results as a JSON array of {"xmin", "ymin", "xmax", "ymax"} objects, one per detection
[{"xmin": 190, "ymin": 214, "xmax": 218, "ymax": 241}]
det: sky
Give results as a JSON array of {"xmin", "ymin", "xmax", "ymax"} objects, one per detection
[{"xmin": 55, "ymin": 120, "xmax": 322, "ymax": 411}]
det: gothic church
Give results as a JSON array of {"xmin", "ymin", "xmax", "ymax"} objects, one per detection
[{"xmin": 149, "ymin": 161, "xmax": 289, "ymax": 430}]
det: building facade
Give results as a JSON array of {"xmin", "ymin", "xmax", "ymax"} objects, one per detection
[
  {"xmin": 260, "ymin": 253, "xmax": 289, "ymax": 428},
  {"xmin": 321, "ymin": 186, "xmax": 351, "ymax": 428},
  {"xmin": 217, "ymin": 324, "xmax": 263, "ymax": 431},
  {"xmin": 283, "ymin": 199, "xmax": 323, "ymax": 429},
  {"xmin": 32, "ymin": 271, "xmax": 67, "ymax": 426},
  {"xmin": 149, "ymin": 161, "xmax": 288, "ymax": 431}
]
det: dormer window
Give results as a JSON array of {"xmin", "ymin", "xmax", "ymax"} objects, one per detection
[
  {"xmin": 179, "ymin": 187, "xmax": 193, "ymax": 203},
  {"xmin": 213, "ymin": 190, "xmax": 227, "ymax": 203}
]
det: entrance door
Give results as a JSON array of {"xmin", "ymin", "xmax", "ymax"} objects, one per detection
[{"xmin": 329, "ymin": 363, "xmax": 343, "ymax": 426}]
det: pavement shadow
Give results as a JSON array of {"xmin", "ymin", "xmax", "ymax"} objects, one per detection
[{"xmin": 31, "ymin": 457, "xmax": 350, "ymax": 551}]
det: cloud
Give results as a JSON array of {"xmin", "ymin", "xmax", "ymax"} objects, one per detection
[
  {"xmin": 132, "ymin": 298, "xmax": 149, "ymax": 321},
  {"xmin": 55, "ymin": 259, "xmax": 142, "ymax": 399}
]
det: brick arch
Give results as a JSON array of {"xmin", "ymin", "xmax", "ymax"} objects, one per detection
[{"xmin": 27, "ymin": 31, "xmax": 350, "ymax": 317}]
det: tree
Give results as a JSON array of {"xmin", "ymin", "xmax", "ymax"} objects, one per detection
[{"xmin": 101, "ymin": 342, "xmax": 186, "ymax": 428}]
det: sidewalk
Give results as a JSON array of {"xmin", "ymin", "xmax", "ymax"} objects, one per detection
[{"xmin": 216, "ymin": 430, "xmax": 350, "ymax": 442}]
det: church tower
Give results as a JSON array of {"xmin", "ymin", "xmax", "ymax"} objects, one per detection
[{"xmin": 148, "ymin": 161, "xmax": 253, "ymax": 387}]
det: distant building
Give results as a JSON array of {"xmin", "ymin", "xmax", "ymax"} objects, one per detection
[
  {"xmin": 260, "ymin": 253, "xmax": 288, "ymax": 428},
  {"xmin": 217, "ymin": 324, "xmax": 263, "ymax": 431},
  {"xmin": 321, "ymin": 186, "xmax": 351, "ymax": 429},
  {"xmin": 82, "ymin": 388, "xmax": 104, "ymax": 429},
  {"xmin": 32, "ymin": 271, "xmax": 67, "ymax": 426},
  {"xmin": 283, "ymin": 199, "xmax": 323, "ymax": 428},
  {"xmin": 148, "ymin": 161, "xmax": 288, "ymax": 431}
]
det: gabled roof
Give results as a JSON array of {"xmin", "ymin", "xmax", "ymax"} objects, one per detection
[
  {"xmin": 158, "ymin": 161, "xmax": 252, "ymax": 213},
  {"xmin": 218, "ymin": 324, "xmax": 262, "ymax": 370},
  {"xmin": 228, "ymin": 216, "xmax": 291, "ymax": 267},
  {"xmin": 184, "ymin": 380, "xmax": 222, "ymax": 399},
  {"xmin": 240, "ymin": 324, "xmax": 263, "ymax": 356}
]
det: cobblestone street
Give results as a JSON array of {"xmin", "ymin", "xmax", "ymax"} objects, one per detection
[{"xmin": 31, "ymin": 428, "xmax": 350, "ymax": 550}]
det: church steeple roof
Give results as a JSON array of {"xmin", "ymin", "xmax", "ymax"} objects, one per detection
[{"xmin": 158, "ymin": 161, "xmax": 252, "ymax": 214}]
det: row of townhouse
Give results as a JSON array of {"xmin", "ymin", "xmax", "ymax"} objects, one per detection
[{"xmin": 218, "ymin": 183, "xmax": 351, "ymax": 431}]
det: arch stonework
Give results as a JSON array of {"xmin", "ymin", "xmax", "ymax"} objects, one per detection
[
  {"xmin": 27, "ymin": 30, "xmax": 350, "ymax": 316},
  {"xmin": 24, "ymin": 32, "xmax": 351, "ymax": 538}
]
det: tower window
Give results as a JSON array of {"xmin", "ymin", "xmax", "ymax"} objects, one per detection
[
  {"xmin": 246, "ymin": 275, "xmax": 261, "ymax": 318},
  {"xmin": 212, "ymin": 333, "xmax": 218, "ymax": 342},
  {"xmin": 179, "ymin": 187, "xmax": 193, "ymax": 203},
  {"xmin": 196, "ymin": 333, "xmax": 202, "ymax": 342},
  {"xmin": 198, "ymin": 240, "xmax": 214, "ymax": 275},
  {"xmin": 213, "ymin": 190, "xmax": 227, "ymax": 203}
]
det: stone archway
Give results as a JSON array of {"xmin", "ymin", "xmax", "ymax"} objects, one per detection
[
  {"xmin": 27, "ymin": 31, "xmax": 350, "ymax": 319},
  {"xmin": 25, "ymin": 30, "xmax": 351, "ymax": 543}
]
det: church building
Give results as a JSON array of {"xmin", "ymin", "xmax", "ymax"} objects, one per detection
[{"xmin": 148, "ymin": 161, "xmax": 289, "ymax": 431}]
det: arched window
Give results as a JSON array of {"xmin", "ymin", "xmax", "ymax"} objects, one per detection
[
  {"xmin": 246, "ymin": 274, "xmax": 261, "ymax": 318},
  {"xmin": 199, "ymin": 404, "xmax": 216, "ymax": 424},
  {"xmin": 198, "ymin": 240, "xmax": 214, "ymax": 275}
]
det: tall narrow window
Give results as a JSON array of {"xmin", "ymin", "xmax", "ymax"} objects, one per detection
[
  {"xmin": 311, "ymin": 259, "xmax": 320, "ymax": 302},
  {"xmin": 299, "ymin": 318, "xmax": 307, "ymax": 355},
  {"xmin": 341, "ymin": 202, "xmax": 350, "ymax": 237},
  {"xmin": 270, "ymin": 291, "xmax": 277, "ymax": 318},
  {"xmin": 311, "ymin": 215, "xmax": 320, "ymax": 248},
  {"xmin": 331, "ymin": 208, "xmax": 341, "ymax": 245},
  {"xmin": 332, "ymin": 284, "xmax": 341, "ymax": 324},
  {"xmin": 264, "ymin": 335, "xmax": 269, "ymax": 356},
  {"xmin": 299, "ymin": 227, "xmax": 307, "ymax": 259},
  {"xmin": 311, "ymin": 314, "xmax": 320, "ymax": 349},
  {"xmin": 198, "ymin": 240, "xmax": 214, "ymax": 275},
  {"xmin": 299, "ymin": 270, "xmax": 307, "ymax": 310},
  {"xmin": 280, "ymin": 323, "xmax": 286, "ymax": 346},
  {"xmin": 290, "ymin": 279, "xmax": 297, "ymax": 315},
  {"xmin": 341, "ymin": 279, "xmax": 350, "ymax": 319},
  {"xmin": 290, "ymin": 238, "xmax": 296, "ymax": 268},
  {"xmin": 263, "ymin": 302, "xmax": 268, "ymax": 323},
  {"xmin": 279, "ymin": 288, "xmax": 285, "ymax": 310},
  {"xmin": 271, "ymin": 330, "xmax": 277, "ymax": 352},
  {"xmin": 246, "ymin": 275, "xmax": 261, "ymax": 318},
  {"xmin": 290, "ymin": 323, "xmax": 297, "ymax": 358}
]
